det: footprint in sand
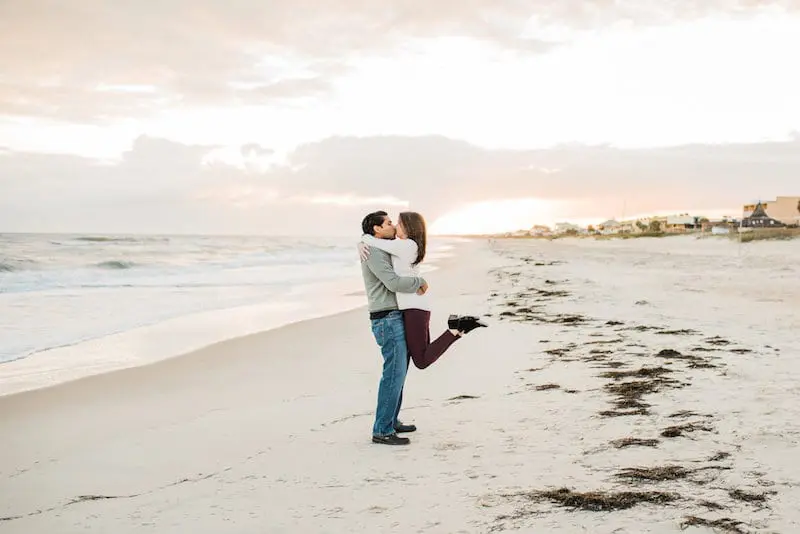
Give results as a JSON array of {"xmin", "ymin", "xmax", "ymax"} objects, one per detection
[{"xmin": 434, "ymin": 442, "xmax": 468, "ymax": 451}]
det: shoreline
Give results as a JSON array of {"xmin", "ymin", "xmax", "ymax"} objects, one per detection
[
  {"xmin": 0, "ymin": 304, "xmax": 368, "ymax": 405},
  {"xmin": 441, "ymin": 228, "xmax": 800, "ymax": 242},
  {"xmin": 0, "ymin": 242, "xmax": 458, "ymax": 398},
  {"xmin": 0, "ymin": 291, "xmax": 364, "ymax": 399}
]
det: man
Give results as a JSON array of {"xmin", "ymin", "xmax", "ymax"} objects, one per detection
[{"xmin": 360, "ymin": 210, "xmax": 428, "ymax": 446}]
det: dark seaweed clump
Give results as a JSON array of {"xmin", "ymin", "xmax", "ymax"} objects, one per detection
[{"xmin": 525, "ymin": 488, "xmax": 678, "ymax": 511}]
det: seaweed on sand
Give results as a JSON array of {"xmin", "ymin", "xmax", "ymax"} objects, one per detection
[
  {"xmin": 500, "ymin": 311, "xmax": 587, "ymax": 326},
  {"xmin": 532, "ymin": 288, "xmax": 570, "ymax": 298},
  {"xmin": 600, "ymin": 381, "xmax": 654, "ymax": 416},
  {"xmin": 680, "ymin": 516, "xmax": 748, "ymax": 533},
  {"xmin": 729, "ymin": 489, "xmax": 772, "ymax": 504},
  {"xmin": 549, "ymin": 314, "xmax": 587, "ymax": 324},
  {"xmin": 585, "ymin": 338, "xmax": 625, "ymax": 345},
  {"xmin": 697, "ymin": 500, "xmax": 726, "ymax": 511},
  {"xmin": 600, "ymin": 371, "xmax": 683, "ymax": 417},
  {"xmin": 610, "ymin": 438, "xmax": 659, "ymax": 449},
  {"xmin": 688, "ymin": 360, "xmax": 718, "ymax": 369},
  {"xmin": 537, "ymin": 488, "xmax": 678, "ymax": 511},
  {"xmin": 692, "ymin": 346, "xmax": 719, "ymax": 352},
  {"xmin": 599, "ymin": 408, "xmax": 650, "ymax": 417},
  {"xmin": 586, "ymin": 353, "xmax": 612, "ymax": 364},
  {"xmin": 615, "ymin": 465, "xmax": 690, "ymax": 482},
  {"xmin": 657, "ymin": 329, "xmax": 700, "ymax": 336},
  {"xmin": 545, "ymin": 347, "xmax": 572, "ymax": 357},
  {"xmin": 600, "ymin": 367, "xmax": 673, "ymax": 380},
  {"xmin": 605, "ymin": 379, "xmax": 662, "ymax": 398},
  {"xmin": 660, "ymin": 422, "xmax": 713, "ymax": 438},
  {"xmin": 656, "ymin": 349, "xmax": 717, "ymax": 369},
  {"xmin": 508, "ymin": 488, "xmax": 679, "ymax": 512},
  {"xmin": 669, "ymin": 410, "xmax": 704, "ymax": 419},
  {"xmin": 708, "ymin": 451, "xmax": 731, "ymax": 461},
  {"xmin": 448, "ymin": 395, "xmax": 480, "ymax": 401},
  {"xmin": 625, "ymin": 325, "xmax": 661, "ymax": 332},
  {"xmin": 656, "ymin": 349, "xmax": 685, "ymax": 358}
]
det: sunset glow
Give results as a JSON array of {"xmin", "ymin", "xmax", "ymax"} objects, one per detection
[{"xmin": 429, "ymin": 198, "xmax": 561, "ymax": 235}]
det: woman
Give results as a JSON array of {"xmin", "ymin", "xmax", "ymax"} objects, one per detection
[{"xmin": 359, "ymin": 211, "xmax": 487, "ymax": 370}]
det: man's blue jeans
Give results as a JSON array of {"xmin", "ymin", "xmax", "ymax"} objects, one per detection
[{"xmin": 370, "ymin": 311, "xmax": 409, "ymax": 436}]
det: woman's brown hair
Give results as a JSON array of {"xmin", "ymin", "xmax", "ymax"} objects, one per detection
[{"xmin": 398, "ymin": 211, "xmax": 427, "ymax": 266}]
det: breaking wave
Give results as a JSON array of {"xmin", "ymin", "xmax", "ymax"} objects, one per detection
[{"xmin": 95, "ymin": 260, "xmax": 136, "ymax": 270}]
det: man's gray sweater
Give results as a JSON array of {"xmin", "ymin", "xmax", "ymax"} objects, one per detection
[{"xmin": 361, "ymin": 247, "xmax": 426, "ymax": 313}]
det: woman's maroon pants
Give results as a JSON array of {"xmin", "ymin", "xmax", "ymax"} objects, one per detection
[{"xmin": 403, "ymin": 308, "xmax": 459, "ymax": 370}]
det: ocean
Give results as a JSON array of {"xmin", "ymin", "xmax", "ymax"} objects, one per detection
[{"xmin": 0, "ymin": 233, "xmax": 456, "ymax": 395}]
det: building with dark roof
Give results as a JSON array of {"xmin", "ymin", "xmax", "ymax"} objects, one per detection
[{"xmin": 741, "ymin": 201, "xmax": 786, "ymax": 228}]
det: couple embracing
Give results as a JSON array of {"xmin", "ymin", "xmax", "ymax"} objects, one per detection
[{"xmin": 358, "ymin": 210, "xmax": 487, "ymax": 446}]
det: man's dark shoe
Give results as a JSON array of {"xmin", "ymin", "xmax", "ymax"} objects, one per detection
[
  {"xmin": 394, "ymin": 422, "xmax": 417, "ymax": 433},
  {"xmin": 372, "ymin": 433, "xmax": 411, "ymax": 445}
]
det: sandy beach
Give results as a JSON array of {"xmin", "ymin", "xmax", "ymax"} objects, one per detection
[{"xmin": 2, "ymin": 236, "xmax": 799, "ymax": 533}]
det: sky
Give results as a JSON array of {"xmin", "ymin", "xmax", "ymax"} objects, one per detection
[{"xmin": 1, "ymin": 1, "xmax": 799, "ymax": 235}]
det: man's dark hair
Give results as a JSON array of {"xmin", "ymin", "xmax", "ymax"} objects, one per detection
[{"xmin": 362, "ymin": 210, "xmax": 388, "ymax": 236}]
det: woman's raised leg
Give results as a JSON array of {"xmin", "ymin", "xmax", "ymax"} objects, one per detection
[{"xmin": 404, "ymin": 309, "xmax": 460, "ymax": 370}]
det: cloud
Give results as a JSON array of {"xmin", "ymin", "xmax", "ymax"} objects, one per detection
[
  {"xmin": 299, "ymin": 193, "xmax": 410, "ymax": 207},
  {"xmin": 3, "ymin": 1, "xmax": 796, "ymax": 122},
  {"xmin": 525, "ymin": 165, "xmax": 562, "ymax": 174},
  {"xmin": 0, "ymin": 1, "xmax": 541, "ymax": 121},
  {"xmin": 256, "ymin": 135, "xmax": 800, "ymax": 221},
  {"xmin": 1, "ymin": 133, "xmax": 798, "ymax": 234},
  {"xmin": 523, "ymin": 0, "xmax": 795, "ymax": 28},
  {"xmin": 202, "ymin": 144, "xmax": 280, "ymax": 173}
]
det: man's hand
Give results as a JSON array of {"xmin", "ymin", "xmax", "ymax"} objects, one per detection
[
  {"xmin": 357, "ymin": 242, "xmax": 370, "ymax": 262},
  {"xmin": 417, "ymin": 281, "xmax": 429, "ymax": 295}
]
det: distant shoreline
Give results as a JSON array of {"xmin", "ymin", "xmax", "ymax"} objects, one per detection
[{"xmin": 438, "ymin": 227, "xmax": 800, "ymax": 242}]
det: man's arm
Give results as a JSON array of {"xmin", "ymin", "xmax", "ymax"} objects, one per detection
[{"xmin": 364, "ymin": 250, "xmax": 426, "ymax": 294}]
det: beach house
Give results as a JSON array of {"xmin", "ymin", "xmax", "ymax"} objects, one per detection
[
  {"xmin": 598, "ymin": 219, "xmax": 622, "ymax": 234},
  {"xmin": 554, "ymin": 222, "xmax": 582, "ymax": 235},
  {"xmin": 665, "ymin": 214, "xmax": 700, "ymax": 233},
  {"xmin": 741, "ymin": 201, "xmax": 786, "ymax": 228},
  {"xmin": 529, "ymin": 225, "xmax": 552, "ymax": 237},
  {"xmin": 743, "ymin": 196, "xmax": 800, "ymax": 226}
]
